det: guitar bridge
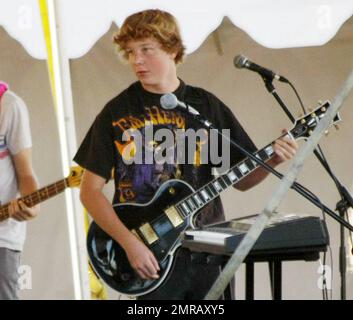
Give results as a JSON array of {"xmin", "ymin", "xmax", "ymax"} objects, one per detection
[
  {"xmin": 165, "ymin": 206, "xmax": 184, "ymax": 227},
  {"xmin": 139, "ymin": 223, "xmax": 159, "ymax": 245}
]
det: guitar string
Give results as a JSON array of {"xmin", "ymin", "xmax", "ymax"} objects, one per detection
[{"xmin": 0, "ymin": 179, "xmax": 70, "ymax": 217}]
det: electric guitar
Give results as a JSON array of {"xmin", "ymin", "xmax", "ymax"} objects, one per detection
[
  {"xmin": 87, "ymin": 101, "xmax": 341, "ymax": 296},
  {"xmin": 0, "ymin": 166, "xmax": 83, "ymax": 221}
]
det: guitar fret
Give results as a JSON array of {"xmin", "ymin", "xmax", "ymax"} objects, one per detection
[
  {"xmin": 0, "ymin": 207, "xmax": 10, "ymax": 221},
  {"xmin": 222, "ymin": 175, "xmax": 232, "ymax": 186},
  {"xmin": 31, "ymin": 192, "xmax": 39, "ymax": 204},
  {"xmin": 233, "ymin": 167, "xmax": 243, "ymax": 179},
  {"xmin": 238, "ymin": 162, "xmax": 250, "ymax": 175},
  {"xmin": 193, "ymin": 194, "xmax": 204, "ymax": 206},
  {"xmin": 176, "ymin": 204, "xmax": 187, "ymax": 218},
  {"xmin": 244, "ymin": 158, "xmax": 255, "ymax": 171},
  {"xmin": 23, "ymin": 194, "xmax": 33, "ymax": 207},
  {"xmin": 208, "ymin": 183, "xmax": 218, "ymax": 196},
  {"xmin": 253, "ymin": 153, "xmax": 262, "ymax": 166},
  {"xmin": 200, "ymin": 189, "xmax": 211, "ymax": 202},
  {"xmin": 186, "ymin": 198, "xmax": 198, "ymax": 211},
  {"xmin": 258, "ymin": 149, "xmax": 269, "ymax": 161},
  {"xmin": 251, "ymin": 153, "xmax": 264, "ymax": 167},
  {"xmin": 184, "ymin": 201, "xmax": 194, "ymax": 212},
  {"xmin": 181, "ymin": 202, "xmax": 191, "ymax": 215},
  {"xmin": 264, "ymin": 145, "xmax": 274, "ymax": 157},
  {"xmin": 213, "ymin": 181, "xmax": 223, "ymax": 193},
  {"xmin": 227, "ymin": 170, "xmax": 238, "ymax": 183},
  {"xmin": 204, "ymin": 185, "xmax": 216, "ymax": 198},
  {"xmin": 34, "ymin": 191, "xmax": 40, "ymax": 202},
  {"xmin": 41, "ymin": 188, "xmax": 49, "ymax": 199},
  {"xmin": 217, "ymin": 177, "xmax": 227, "ymax": 189}
]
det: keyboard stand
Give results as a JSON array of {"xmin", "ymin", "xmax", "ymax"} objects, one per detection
[
  {"xmin": 182, "ymin": 239, "xmax": 327, "ymax": 300},
  {"xmin": 245, "ymin": 260, "xmax": 281, "ymax": 300}
]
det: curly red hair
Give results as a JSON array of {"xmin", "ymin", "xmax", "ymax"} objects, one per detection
[{"xmin": 114, "ymin": 9, "xmax": 185, "ymax": 64}]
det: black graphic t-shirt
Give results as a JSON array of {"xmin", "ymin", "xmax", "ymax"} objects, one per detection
[{"xmin": 74, "ymin": 80, "xmax": 257, "ymax": 226}]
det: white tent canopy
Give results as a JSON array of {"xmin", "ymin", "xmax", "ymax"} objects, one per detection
[
  {"xmin": 1, "ymin": 0, "xmax": 353, "ymax": 300},
  {"xmin": 1, "ymin": 0, "xmax": 353, "ymax": 59}
]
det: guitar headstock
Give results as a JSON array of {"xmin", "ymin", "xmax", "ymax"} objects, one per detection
[
  {"xmin": 290, "ymin": 101, "xmax": 341, "ymax": 140},
  {"xmin": 67, "ymin": 166, "xmax": 84, "ymax": 188}
]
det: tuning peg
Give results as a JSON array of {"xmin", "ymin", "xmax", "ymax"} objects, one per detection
[
  {"xmin": 334, "ymin": 124, "xmax": 340, "ymax": 130},
  {"xmin": 325, "ymin": 130, "xmax": 329, "ymax": 136},
  {"xmin": 318, "ymin": 100, "xmax": 323, "ymax": 106}
]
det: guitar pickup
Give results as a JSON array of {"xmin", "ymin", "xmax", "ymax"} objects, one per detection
[
  {"xmin": 139, "ymin": 223, "xmax": 159, "ymax": 245},
  {"xmin": 165, "ymin": 206, "xmax": 184, "ymax": 227}
]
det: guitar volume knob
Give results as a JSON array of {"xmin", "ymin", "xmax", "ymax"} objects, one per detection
[{"xmin": 121, "ymin": 273, "xmax": 131, "ymax": 281}]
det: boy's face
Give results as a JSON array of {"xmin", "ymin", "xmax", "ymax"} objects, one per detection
[{"xmin": 125, "ymin": 38, "xmax": 177, "ymax": 93}]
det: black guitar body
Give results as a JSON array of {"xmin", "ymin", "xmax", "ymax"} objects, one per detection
[{"xmin": 87, "ymin": 179, "xmax": 195, "ymax": 296}]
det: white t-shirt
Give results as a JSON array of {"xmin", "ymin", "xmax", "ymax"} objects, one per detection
[{"xmin": 0, "ymin": 90, "xmax": 32, "ymax": 251}]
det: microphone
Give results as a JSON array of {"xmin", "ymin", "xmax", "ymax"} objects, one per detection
[
  {"xmin": 160, "ymin": 93, "xmax": 200, "ymax": 115},
  {"xmin": 160, "ymin": 93, "xmax": 184, "ymax": 110},
  {"xmin": 234, "ymin": 54, "xmax": 288, "ymax": 83}
]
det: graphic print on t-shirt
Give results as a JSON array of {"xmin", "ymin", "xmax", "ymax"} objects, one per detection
[
  {"xmin": 112, "ymin": 106, "xmax": 186, "ymax": 203},
  {"xmin": 0, "ymin": 135, "xmax": 9, "ymax": 160}
]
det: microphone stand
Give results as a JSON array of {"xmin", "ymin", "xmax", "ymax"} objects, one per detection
[
  {"xmin": 262, "ymin": 76, "xmax": 353, "ymax": 300},
  {"xmin": 176, "ymin": 99, "xmax": 353, "ymax": 300},
  {"xmin": 181, "ymin": 104, "xmax": 353, "ymax": 231}
]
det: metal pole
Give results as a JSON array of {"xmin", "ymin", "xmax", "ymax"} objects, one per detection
[{"xmin": 44, "ymin": 0, "xmax": 91, "ymax": 300}]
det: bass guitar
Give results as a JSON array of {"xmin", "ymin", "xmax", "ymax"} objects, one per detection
[{"xmin": 0, "ymin": 166, "xmax": 83, "ymax": 221}]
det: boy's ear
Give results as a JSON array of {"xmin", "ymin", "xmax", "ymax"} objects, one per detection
[{"xmin": 169, "ymin": 51, "xmax": 177, "ymax": 60}]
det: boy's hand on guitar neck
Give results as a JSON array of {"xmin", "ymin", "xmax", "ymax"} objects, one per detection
[
  {"xmin": 270, "ymin": 129, "xmax": 299, "ymax": 166},
  {"xmin": 9, "ymin": 199, "xmax": 39, "ymax": 221},
  {"xmin": 124, "ymin": 234, "xmax": 160, "ymax": 280}
]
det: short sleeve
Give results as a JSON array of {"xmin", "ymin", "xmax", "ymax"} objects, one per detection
[
  {"xmin": 73, "ymin": 109, "xmax": 115, "ymax": 182},
  {"xmin": 3, "ymin": 92, "xmax": 32, "ymax": 155},
  {"xmin": 207, "ymin": 93, "xmax": 257, "ymax": 166}
]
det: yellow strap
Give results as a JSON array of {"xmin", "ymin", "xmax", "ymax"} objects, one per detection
[{"xmin": 84, "ymin": 208, "xmax": 108, "ymax": 299}]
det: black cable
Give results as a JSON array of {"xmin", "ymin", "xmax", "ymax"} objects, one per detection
[
  {"xmin": 322, "ymin": 252, "xmax": 327, "ymax": 300},
  {"xmin": 328, "ymin": 245, "xmax": 334, "ymax": 300},
  {"xmin": 345, "ymin": 211, "xmax": 353, "ymax": 259},
  {"xmin": 287, "ymin": 80, "xmax": 306, "ymax": 114}
]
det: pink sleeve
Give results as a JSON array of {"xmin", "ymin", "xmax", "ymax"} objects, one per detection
[{"xmin": 0, "ymin": 81, "xmax": 9, "ymax": 99}]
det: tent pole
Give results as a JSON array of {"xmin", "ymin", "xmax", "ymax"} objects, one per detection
[{"xmin": 43, "ymin": 0, "xmax": 91, "ymax": 300}]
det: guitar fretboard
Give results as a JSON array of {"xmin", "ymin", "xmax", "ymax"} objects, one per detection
[
  {"xmin": 175, "ymin": 143, "xmax": 275, "ymax": 218},
  {"xmin": 173, "ymin": 100, "xmax": 335, "ymax": 219},
  {"xmin": 0, "ymin": 179, "xmax": 68, "ymax": 222}
]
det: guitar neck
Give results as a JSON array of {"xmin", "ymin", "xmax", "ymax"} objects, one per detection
[
  {"xmin": 175, "ymin": 141, "xmax": 277, "ymax": 219},
  {"xmin": 0, "ymin": 178, "xmax": 69, "ymax": 222}
]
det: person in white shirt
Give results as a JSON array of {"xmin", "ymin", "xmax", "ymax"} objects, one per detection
[{"xmin": 0, "ymin": 82, "xmax": 39, "ymax": 300}]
